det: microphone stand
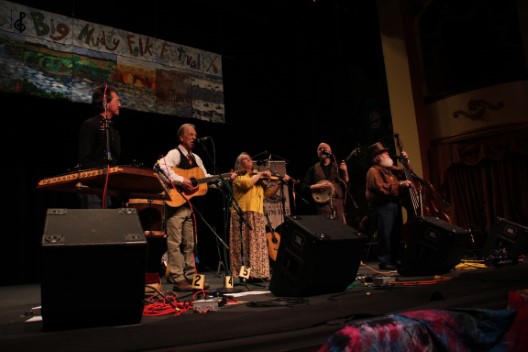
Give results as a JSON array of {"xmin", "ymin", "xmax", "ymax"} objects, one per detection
[
  {"xmin": 226, "ymin": 184, "xmax": 252, "ymax": 230},
  {"xmin": 251, "ymin": 150, "xmax": 271, "ymax": 161},
  {"xmin": 230, "ymin": 193, "xmax": 264, "ymax": 290},
  {"xmin": 101, "ymin": 88, "xmax": 112, "ymax": 165},
  {"xmin": 100, "ymin": 108, "xmax": 112, "ymax": 208},
  {"xmin": 268, "ymin": 152, "xmax": 290, "ymax": 164},
  {"xmin": 102, "ymin": 119, "xmax": 112, "ymax": 164},
  {"xmin": 199, "ymin": 140, "xmax": 252, "ymax": 230},
  {"xmin": 190, "ymin": 205, "xmax": 229, "ymax": 251},
  {"xmin": 196, "ymin": 139, "xmax": 252, "ymax": 282},
  {"xmin": 192, "ymin": 141, "xmax": 237, "ymax": 247},
  {"xmin": 215, "ymin": 173, "xmax": 254, "ymax": 290},
  {"xmin": 278, "ymin": 179, "xmax": 287, "ymax": 224}
]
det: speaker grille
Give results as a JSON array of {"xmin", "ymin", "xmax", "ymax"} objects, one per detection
[
  {"xmin": 41, "ymin": 208, "xmax": 147, "ymax": 331},
  {"xmin": 270, "ymin": 215, "xmax": 367, "ymax": 297},
  {"xmin": 398, "ymin": 216, "xmax": 469, "ymax": 276},
  {"xmin": 484, "ymin": 217, "xmax": 528, "ymax": 259}
]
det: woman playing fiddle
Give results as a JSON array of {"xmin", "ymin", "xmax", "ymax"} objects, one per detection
[{"xmin": 228, "ymin": 152, "xmax": 290, "ymax": 282}]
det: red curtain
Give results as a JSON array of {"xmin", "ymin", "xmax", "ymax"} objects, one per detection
[{"xmin": 429, "ymin": 123, "xmax": 528, "ymax": 249}]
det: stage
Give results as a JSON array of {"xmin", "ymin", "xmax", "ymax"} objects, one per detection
[{"xmin": 1, "ymin": 261, "xmax": 527, "ymax": 352}]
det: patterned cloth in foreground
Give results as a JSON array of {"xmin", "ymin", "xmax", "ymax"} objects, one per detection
[{"xmin": 319, "ymin": 289, "xmax": 528, "ymax": 352}]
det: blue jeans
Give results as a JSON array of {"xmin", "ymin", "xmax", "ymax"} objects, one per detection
[{"xmin": 373, "ymin": 201, "xmax": 403, "ymax": 266}]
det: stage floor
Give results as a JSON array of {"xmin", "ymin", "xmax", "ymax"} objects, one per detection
[{"xmin": 1, "ymin": 261, "xmax": 527, "ymax": 352}]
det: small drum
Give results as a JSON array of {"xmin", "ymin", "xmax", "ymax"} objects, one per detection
[{"xmin": 128, "ymin": 199, "xmax": 165, "ymax": 237}]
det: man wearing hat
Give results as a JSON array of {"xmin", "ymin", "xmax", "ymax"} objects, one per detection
[{"xmin": 365, "ymin": 142, "xmax": 412, "ymax": 270}]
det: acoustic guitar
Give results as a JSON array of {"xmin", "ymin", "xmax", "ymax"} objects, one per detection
[
  {"xmin": 265, "ymin": 213, "xmax": 280, "ymax": 261},
  {"xmin": 164, "ymin": 167, "xmax": 231, "ymax": 207}
]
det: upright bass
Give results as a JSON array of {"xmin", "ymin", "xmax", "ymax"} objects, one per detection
[{"xmin": 394, "ymin": 134, "xmax": 452, "ymax": 242}]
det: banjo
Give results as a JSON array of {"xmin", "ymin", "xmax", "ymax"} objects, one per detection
[{"xmin": 311, "ymin": 180, "xmax": 335, "ymax": 204}]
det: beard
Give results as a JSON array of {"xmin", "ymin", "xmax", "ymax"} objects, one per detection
[{"xmin": 379, "ymin": 156, "xmax": 394, "ymax": 168}]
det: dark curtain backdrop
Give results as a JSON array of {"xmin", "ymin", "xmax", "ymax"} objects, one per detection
[
  {"xmin": 3, "ymin": 0, "xmax": 525, "ymax": 286},
  {"xmin": 430, "ymin": 123, "xmax": 528, "ymax": 248},
  {"xmin": 1, "ymin": 0, "xmax": 392, "ymax": 285}
]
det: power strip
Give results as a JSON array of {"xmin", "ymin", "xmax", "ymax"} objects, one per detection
[
  {"xmin": 193, "ymin": 298, "xmax": 221, "ymax": 312},
  {"xmin": 372, "ymin": 276, "xmax": 396, "ymax": 286}
]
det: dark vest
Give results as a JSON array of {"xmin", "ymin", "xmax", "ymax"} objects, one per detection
[
  {"xmin": 177, "ymin": 148, "xmax": 195, "ymax": 170},
  {"xmin": 313, "ymin": 162, "xmax": 344, "ymax": 199}
]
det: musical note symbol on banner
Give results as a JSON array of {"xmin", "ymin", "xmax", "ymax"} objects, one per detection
[{"xmin": 14, "ymin": 11, "xmax": 26, "ymax": 33}]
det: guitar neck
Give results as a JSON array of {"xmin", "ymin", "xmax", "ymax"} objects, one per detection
[
  {"xmin": 197, "ymin": 172, "xmax": 231, "ymax": 185},
  {"xmin": 164, "ymin": 167, "xmax": 229, "ymax": 208},
  {"xmin": 265, "ymin": 214, "xmax": 274, "ymax": 232}
]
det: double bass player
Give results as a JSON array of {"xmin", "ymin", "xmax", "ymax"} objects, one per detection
[{"xmin": 365, "ymin": 142, "xmax": 412, "ymax": 271}]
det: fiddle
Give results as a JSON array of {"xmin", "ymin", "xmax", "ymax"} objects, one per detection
[
  {"xmin": 248, "ymin": 170, "xmax": 281, "ymax": 197},
  {"xmin": 244, "ymin": 169, "xmax": 296, "ymax": 183},
  {"xmin": 234, "ymin": 169, "xmax": 278, "ymax": 188},
  {"xmin": 236, "ymin": 169, "xmax": 280, "ymax": 181},
  {"xmin": 236, "ymin": 169, "xmax": 300, "ymax": 198}
]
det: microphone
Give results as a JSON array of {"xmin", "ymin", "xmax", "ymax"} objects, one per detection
[
  {"xmin": 154, "ymin": 162, "xmax": 170, "ymax": 182},
  {"xmin": 195, "ymin": 136, "xmax": 210, "ymax": 144},
  {"xmin": 321, "ymin": 150, "xmax": 332, "ymax": 156},
  {"xmin": 153, "ymin": 162, "xmax": 164, "ymax": 175}
]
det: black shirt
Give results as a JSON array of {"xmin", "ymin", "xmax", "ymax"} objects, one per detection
[{"xmin": 78, "ymin": 114, "xmax": 121, "ymax": 168}]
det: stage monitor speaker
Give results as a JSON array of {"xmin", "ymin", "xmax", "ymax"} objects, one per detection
[
  {"xmin": 484, "ymin": 217, "xmax": 528, "ymax": 259},
  {"xmin": 398, "ymin": 216, "xmax": 469, "ymax": 277},
  {"xmin": 40, "ymin": 208, "xmax": 147, "ymax": 331},
  {"xmin": 269, "ymin": 215, "xmax": 367, "ymax": 297}
]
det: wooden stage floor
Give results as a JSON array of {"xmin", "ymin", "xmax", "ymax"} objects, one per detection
[{"xmin": 1, "ymin": 259, "xmax": 527, "ymax": 351}]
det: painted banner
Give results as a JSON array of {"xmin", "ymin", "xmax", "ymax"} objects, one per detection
[{"xmin": 0, "ymin": 0, "xmax": 225, "ymax": 122}]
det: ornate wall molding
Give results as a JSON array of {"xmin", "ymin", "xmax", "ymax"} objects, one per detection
[{"xmin": 453, "ymin": 99, "xmax": 504, "ymax": 120}]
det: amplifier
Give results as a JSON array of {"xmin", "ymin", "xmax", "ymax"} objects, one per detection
[
  {"xmin": 484, "ymin": 217, "xmax": 528, "ymax": 259},
  {"xmin": 40, "ymin": 208, "xmax": 147, "ymax": 331},
  {"xmin": 399, "ymin": 216, "xmax": 469, "ymax": 276}
]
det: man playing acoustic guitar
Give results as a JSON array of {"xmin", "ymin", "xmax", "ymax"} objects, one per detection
[{"xmin": 155, "ymin": 123, "xmax": 231, "ymax": 292}]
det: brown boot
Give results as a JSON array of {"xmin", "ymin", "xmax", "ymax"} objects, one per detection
[
  {"xmin": 186, "ymin": 278, "xmax": 210, "ymax": 290},
  {"xmin": 172, "ymin": 279, "xmax": 194, "ymax": 291}
]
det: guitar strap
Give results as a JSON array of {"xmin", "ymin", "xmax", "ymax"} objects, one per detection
[{"xmin": 313, "ymin": 163, "xmax": 326, "ymax": 182}]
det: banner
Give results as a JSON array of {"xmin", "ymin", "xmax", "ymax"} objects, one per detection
[{"xmin": 0, "ymin": 0, "xmax": 225, "ymax": 122}]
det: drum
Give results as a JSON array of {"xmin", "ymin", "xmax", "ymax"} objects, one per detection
[{"xmin": 128, "ymin": 199, "xmax": 165, "ymax": 237}]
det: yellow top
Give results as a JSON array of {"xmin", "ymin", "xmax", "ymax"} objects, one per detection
[{"xmin": 232, "ymin": 173, "xmax": 265, "ymax": 214}]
